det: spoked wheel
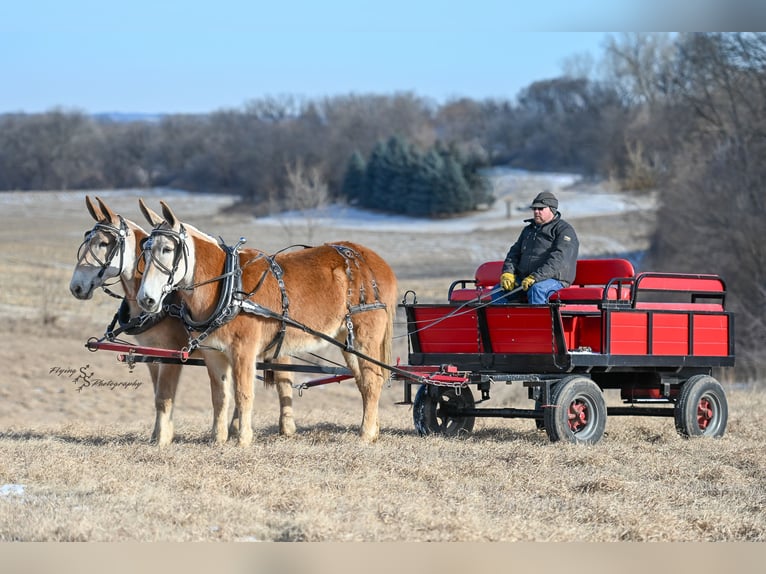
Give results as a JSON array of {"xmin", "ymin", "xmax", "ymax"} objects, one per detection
[
  {"xmin": 544, "ymin": 376, "xmax": 606, "ymax": 444},
  {"xmin": 674, "ymin": 375, "xmax": 728, "ymax": 438},
  {"xmin": 413, "ymin": 384, "xmax": 476, "ymax": 437}
]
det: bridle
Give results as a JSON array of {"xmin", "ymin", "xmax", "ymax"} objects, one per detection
[
  {"xmin": 141, "ymin": 224, "xmax": 190, "ymax": 297},
  {"xmin": 75, "ymin": 216, "xmax": 130, "ymax": 293}
]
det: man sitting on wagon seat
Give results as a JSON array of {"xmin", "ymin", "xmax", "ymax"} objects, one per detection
[{"xmin": 495, "ymin": 190, "xmax": 579, "ymax": 304}]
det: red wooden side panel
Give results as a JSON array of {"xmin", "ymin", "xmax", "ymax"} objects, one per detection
[
  {"xmin": 412, "ymin": 307, "xmax": 481, "ymax": 353},
  {"xmin": 609, "ymin": 310, "xmax": 731, "ymax": 357},
  {"xmin": 693, "ymin": 314, "xmax": 731, "ymax": 356},
  {"xmin": 651, "ymin": 313, "xmax": 689, "ymax": 355},
  {"xmin": 609, "ymin": 312, "xmax": 649, "ymax": 355},
  {"xmin": 484, "ymin": 307, "xmax": 553, "ymax": 354},
  {"xmin": 636, "ymin": 275, "xmax": 724, "ymax": 293}
]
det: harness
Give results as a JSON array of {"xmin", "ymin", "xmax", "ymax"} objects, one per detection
[
  {"xmin": 328, "ymin": 244, "xmax": 387, "ymax": 350},
  {"xmin": 164, "ymin": 237, "xmax": 246, "ymax": 352},
  {"xmin": 104, "ymin": 296, "xmax": 173, "ymax": 340},
  {"xmin": 143, "ymin": 228, "xmax": 388, "ymax": 357}
]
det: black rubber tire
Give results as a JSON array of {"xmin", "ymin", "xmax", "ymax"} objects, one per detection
[
  {"xmin": 544, "ymin": 376, "xmax": 606, "ymax": 444},
  {"xmin": 413, "ymin": 384, "xmax": 476, "ymax": 437},
  {"xmin": 674, "ymin": 374, "xmax": 728, "ymax": 438}
]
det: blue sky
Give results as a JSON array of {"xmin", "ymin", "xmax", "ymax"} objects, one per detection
[{"xmin": 0, "ymin": 1, "xmax": 734, "ymax": 115}]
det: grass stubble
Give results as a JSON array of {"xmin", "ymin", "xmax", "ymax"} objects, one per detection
[{"xmin": 0, "ymin": 190, "xmax": 763, "ymax": 554}]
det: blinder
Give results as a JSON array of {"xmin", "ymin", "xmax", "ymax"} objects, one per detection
[
  {"xmin": 142, "ymin": 224, "xmax": 190, "ymax": 293},
  {"xmin": 76, "ymin": 217, "xmax": 129, "ymax": 281}
]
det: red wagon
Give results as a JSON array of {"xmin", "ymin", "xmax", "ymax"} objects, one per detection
[
  {"xmin": 393, "ymin": 258, "xmax": 734, "ymax": 444},
  {"xmin": 87, "ymin": 257, "xmax": 734, "ymax": 445}
]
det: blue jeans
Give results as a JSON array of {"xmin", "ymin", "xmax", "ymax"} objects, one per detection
[{"xmin": 492, "ymin": 278, "xmax": 564, "ymax": 304}]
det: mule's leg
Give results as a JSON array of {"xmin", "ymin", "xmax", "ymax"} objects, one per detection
[
  {"xmin": 148, "ymin": 363, "xmax": 162, "ymax": 443},
  {"xmin": 203, "ymin": 353, "xmax": 232, "ymax": 444},
  {"xmin": 153, "ymin": 363, "xmax": 182, "ymax": 446},
  {"xmin": 264, "ymin": 357, "xmax": 296, "ymax": 436},
  {"xmin": 232, "ymin": 352, "xmax": 256, "ymax": 447},
  {"xmin": 343, "ymin": 352, "xmax": 383, "ymax": 443},
  {"xmin": 228, "ymin": 406, "xmax": 240, "ymax": 439},
  {"xmin": 276, "ymin": 373, "xmax": 296, "ymax": 436}
]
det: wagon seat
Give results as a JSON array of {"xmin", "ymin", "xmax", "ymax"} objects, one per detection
[
  {"xmin": 549, "ymin": 258, "xmax": 635, "ymax": 308},
  {"xmin": 447, "ymin": 261, "xmax": 504, "ymax": 302},
  {"xmin": 447, "ymin": 259, "xmax": 635, "ymax": 306}
]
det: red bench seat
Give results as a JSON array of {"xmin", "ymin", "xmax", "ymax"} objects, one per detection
[
  {"xmin": 449, "ymin": 258, "xmax": 636, "ymax": 305},
  {"xmin": 550, "ymin": 259, "xmax": 635, "ymax": 305},
  {"xmin": 448, "ymin": 261, "xmax": 503, "ymax": 302}
]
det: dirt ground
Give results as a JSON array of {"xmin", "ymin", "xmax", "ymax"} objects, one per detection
[{"xmin": 3, "ymin": 177, "xmax": 766, "ymax": 551}]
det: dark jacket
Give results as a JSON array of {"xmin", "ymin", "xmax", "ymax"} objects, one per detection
[{"xmin": 501, "ymin": 212, "xmax": 579, "ymax": 286}]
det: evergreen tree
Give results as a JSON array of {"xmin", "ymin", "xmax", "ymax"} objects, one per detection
[
  {"xmin": 407, "ymin": 149, "xmax": 442, "ymax": 216},
  {"xmin": 341, "ymin": 150, "xmax": 367, "ymax": 204},
  {"xmin": 436, "ymin": 154, "xmax": 473, "ymax": 215},
  {"xmin": 379, "ymin": 136, "xmax": 412, "ymax": 212},
  {"xmin": 341, "ymin": 135, "xmax": 493, "ymax": 217},
  {"xmin": 364, "ymin": 141, "xmax": 387, "ymax": 210}
]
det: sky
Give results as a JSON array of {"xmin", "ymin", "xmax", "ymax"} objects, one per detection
[{"xmin": 0, "ymin": 1, "xmax": 755, "ymax": 115}]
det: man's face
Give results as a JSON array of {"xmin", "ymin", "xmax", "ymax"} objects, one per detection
[{"xmin": 532, "ymin": 205, "xmax": 555, "ymax": 225}]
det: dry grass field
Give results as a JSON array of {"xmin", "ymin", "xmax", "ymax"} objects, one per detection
[{"xmin": 0, "ymin": 175, "xmax": 764, "ymax": 550}]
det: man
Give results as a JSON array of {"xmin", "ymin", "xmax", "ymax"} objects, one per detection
[{"xmin": 496, "ymin": 190, "xmax": 579, "ymax": 304}]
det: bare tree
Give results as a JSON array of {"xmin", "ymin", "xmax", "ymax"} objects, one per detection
[
  {"xmin": 603, "ymin": 33, "xmax": 676, "ymax": 106},
  {"xmin": 277, "ymin": 160, "xmax": 330, "ymax": 244},
  {"xmin": 646, "ymin": 33, "xmax": 766, "ymax": 378}
]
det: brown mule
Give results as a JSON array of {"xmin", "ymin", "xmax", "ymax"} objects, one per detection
[
  {"xmin": 136, "ymin": 200, "xmax": 397, "ymax": 446},
  {"xmin": 69, "ymin": 197, "xmax": 297, "ymax": 444}
]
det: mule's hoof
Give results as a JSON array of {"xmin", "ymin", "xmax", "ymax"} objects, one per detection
[{"xmin": 280, "ymin": 418, "xmax": 297, "ymax": 437}]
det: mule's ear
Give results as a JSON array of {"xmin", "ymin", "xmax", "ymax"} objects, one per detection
[
  {"xmin": 138, "ymin": 198, "xmax": 164, "ymax": 228},
  {"xmin": 159, "ymin": 201, "xmax": 179, "ymax": 229},
  {"xmin": 95, "ymin": 196, "xmax": 118, "ymax": 224},
  {"xmin": 85, "ymin": 195, "xmax": 104, "ymax": 222}
]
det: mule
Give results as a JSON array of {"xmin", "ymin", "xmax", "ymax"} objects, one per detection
[
  {"xmin": 69, "ymin": 197, "xmax": 297, "ymax": 444},
  {"xmin": 136, "ymin": 200, "xmax": 397, "ymax": 446}
]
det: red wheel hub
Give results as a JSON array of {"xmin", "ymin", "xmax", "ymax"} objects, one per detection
[
  {"xmin": 697, "ymin": 397, "xmax": 714, "ymax": 430},
  {"xmin": 567, "ymin": 400, "xmax": 589, "ymax": 432}
]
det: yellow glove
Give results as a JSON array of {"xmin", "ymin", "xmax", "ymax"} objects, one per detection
[
  {"xmin": 500, "ymin": 272, "xmax": 516, "ymax": 291},
  {"xmin": 521, "ymin": 275, "xmax": 536, "ymax": 291}
]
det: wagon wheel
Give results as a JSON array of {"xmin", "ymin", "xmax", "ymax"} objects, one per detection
[
  {"xmin": 543, "ymin": 376, "xmax": 606, "ymax": 444},
  {"xmin": 674, "ymin": 374, "xmax": 728, "ymax": 438},
  {"xmin": 413, "ymin": 384, "xmax": 475, "ymax": 437}
]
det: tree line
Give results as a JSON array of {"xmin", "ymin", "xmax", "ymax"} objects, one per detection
[{"xmin": 1, "ymin": 32, "xmax": 765, "ymax": 377}]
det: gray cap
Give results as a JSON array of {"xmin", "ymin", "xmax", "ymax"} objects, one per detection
[{"xmin": 530, "ymin": 190, "xmax": 558, "ymax": 209}]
